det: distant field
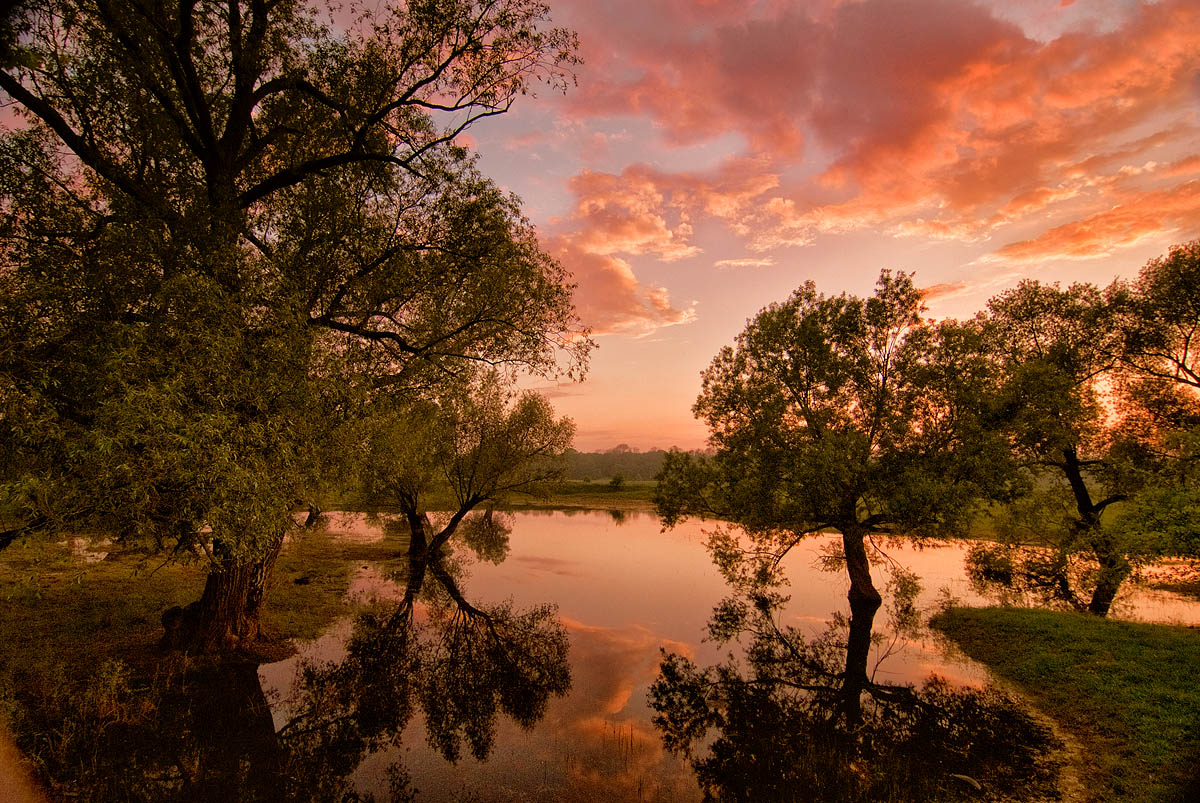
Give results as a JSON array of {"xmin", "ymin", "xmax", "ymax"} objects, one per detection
[{"xmin": 504, "ymin": 479, "xmax": 657, "ymax": 512}]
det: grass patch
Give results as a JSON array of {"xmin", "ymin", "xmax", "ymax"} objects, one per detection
[{"xmin": 930, "ymin": 606, "xmax": 1200, "ymax": 803}]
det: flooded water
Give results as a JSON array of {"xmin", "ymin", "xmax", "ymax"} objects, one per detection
[{"xmin": 257, "ymin": 510, "xmax": 1200, "ymax": 801}]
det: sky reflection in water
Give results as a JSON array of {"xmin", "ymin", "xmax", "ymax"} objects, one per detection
[{"xmin": 260, "ymin": 510, "xmax": 1200, "ymax": 802}]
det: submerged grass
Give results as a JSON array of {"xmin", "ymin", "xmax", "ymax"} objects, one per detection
[{"xmin": 931, "ymin": 606, "xmax": 1200, "ymax": 803}]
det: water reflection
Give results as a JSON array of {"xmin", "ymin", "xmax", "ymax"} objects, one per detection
[
  {"xmin": 21, "ymin": 511, "xmax": 1200, "ymax": 801},
  {"xmin": 276, "ymin": 517, "xmax": 570, "ymax": 799},
  {"xmin": 650, "ymin": 547, "xmax": 1062, "ymax": 802}
]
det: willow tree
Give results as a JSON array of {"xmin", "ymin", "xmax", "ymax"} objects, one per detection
[
  {"xmin": 0, "ymin": 0, "xmax": 587, "ymax": 650},
  {"xmin": 655, "ymin": 271, "xmax": 1012, "ymax": 609}
]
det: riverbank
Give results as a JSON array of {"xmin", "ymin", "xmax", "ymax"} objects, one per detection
[{"xmin": 931, "ymin": 606, "xmax": 1200, "ymax": 803}]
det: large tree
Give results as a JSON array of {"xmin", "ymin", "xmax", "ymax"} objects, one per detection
[
  {"xmin": 655, "ymin": 271, "xmax": 1012, "ymax": 609},
  {"xmin": 0, "ymin": 0, "xmax": 587, "ymax": 650},
  {"xmin": 1107, "ymin": 242, "xmax": 1200, "ymax": 558}
]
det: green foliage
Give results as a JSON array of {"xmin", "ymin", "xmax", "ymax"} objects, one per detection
[
  {"xmin": 1106, "ymin": 241, "xmax": 1200, "ymax": 557},
  {"xmin": 0, "ymin": 0, "xmax": 588, "ymax": 643},
  {"xmin": 360, "ymin": 370, "xmax": 575, "ymax": 516},
  {"xmin": 979, "ymin": 268, "xmax": 1200, "ymax": 611},
  {"xmin": 655, "ymin": 271, "xmax": 1014, "ymax": 600},
  {"xmin": 563, "ymin": 446, "xmax": 675, "ymax": 482}
]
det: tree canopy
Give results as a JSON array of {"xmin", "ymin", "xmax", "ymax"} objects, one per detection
[
  {"xmin": 0, "ymin": 0, "xmax": 588, "ymax": 649},
  {"xmin": 969, "ymin": 269, "xmax": 1199, "ymax": 615},
  {"xmin": 655, "ymin": 270, "xmax": 1012, "ymax": 606}
]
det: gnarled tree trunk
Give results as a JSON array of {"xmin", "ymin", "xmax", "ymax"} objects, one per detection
[{"xmin": 163, "ymin": 533, "xmax": 285, "ymax": 653}]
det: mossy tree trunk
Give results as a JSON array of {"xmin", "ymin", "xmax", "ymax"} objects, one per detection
[{"xmin": 163, "ymin": 533, "xmax": 285, "ymax": 653}]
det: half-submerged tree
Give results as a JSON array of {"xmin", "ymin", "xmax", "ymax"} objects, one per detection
[
  {"xmin": 655, "ymin": 271, "xmax": 1011, "ymax": 610},
  {"xmin": 0, "ymin": 0, "xmax": 588, "ymax": 650},
  {"xmin": 973, "ymin": 280, "xmax": 1179, "ymax": 616},
  {"xmin": 359, "ymin": 370, "xmax": 574, "ymax": 557}
]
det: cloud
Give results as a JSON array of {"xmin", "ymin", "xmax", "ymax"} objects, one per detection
[
  {"xmin": 545, "ymin": 234, "xmax": 697, "ymax": 336},
  {"xmin": 546, "ymin": 0, "xmax": 1200, "ymax": 256},
  {"xmin": 988, "ymin": 179, "xmax": 1200, "ymax": 263},
  {"xmin": 714, "ymin": 257, "xmax": 775, "ymax": 269},
  {"xmin": 919, "ymin": 281, "xmax": 971, "ymax": 301},
  {"xmin": 566, "ymin": 168, "xmax": 701, "ymax": 261}
]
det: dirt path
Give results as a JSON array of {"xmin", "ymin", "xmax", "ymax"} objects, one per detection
[
  {"xmin": 988, "ymin": 676, "xmax": 1092, "ymax": 803},
  {"xmin": 0, "ymin": 726, "xmax": 46, "ymax": 803}
]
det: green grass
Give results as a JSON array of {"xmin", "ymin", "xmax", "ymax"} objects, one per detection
[
  {"xmin": 930, "ymin": 606, "xmax": 1200, "ymax": 803},
  {"xmin": 0, "ymin": 527, "xmax": 400, "ymax": 679}
]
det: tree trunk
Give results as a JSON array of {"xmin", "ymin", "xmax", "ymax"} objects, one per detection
[
  {"xmin": 842, "ymin": 527, "xmax": 882, "ymax": 606},
  {"xmin": 1087, "ymin": 535, "xmax": 1132, "ymax": 616},
  {"xmin": 163, "ymin": 534, "xmax": 284, "ymax": 652},
  {"xmin": 1061, "ymin": 447, "xmax": 1130, "ymax": 617}
]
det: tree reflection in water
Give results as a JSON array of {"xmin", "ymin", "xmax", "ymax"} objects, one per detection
[
  {"xmin": 31, "ymin": 513, "xmax": 570, "ymax": 802},
  {"xmin": 649, "ymin": 546, "xmax": 1062, "ymax": 803},
  {"xmin": 280, "ymin": 519, "xmax": 571, "ymax": 799}
]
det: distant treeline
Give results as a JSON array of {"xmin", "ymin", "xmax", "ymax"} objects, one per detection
[{"xmin": 564, "ymin": 446, "xmax": 706, "ymax": 481}]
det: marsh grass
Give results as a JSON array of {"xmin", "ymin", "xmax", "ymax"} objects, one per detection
[
  {"xmin": 931, "ymin": 606, "xmax": 1200, "ymax": 802},
  {"xmin": 0, "ymin": 524, "xmax": 404, "ymax": 797}
]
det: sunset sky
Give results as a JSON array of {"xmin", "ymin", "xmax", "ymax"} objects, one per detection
[{"xmin": 460, "ymin": 0, "xmax": 1200, "ymax": 451}]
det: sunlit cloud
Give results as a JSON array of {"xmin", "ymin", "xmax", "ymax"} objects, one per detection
[
  {"xmin": 713, "ymin": 257, "xmax": 776, "ymax": 270},
  {"xmin": 987, "ymin": 179, "xmax": 1200, "ymax": 263},
  {"xmin": 547, "ymin": 0, "xmax": 1200, "ymax": 257},
  {"xmin": 545, "ymin": 235, "xmax": 697, "ymax": 336}
]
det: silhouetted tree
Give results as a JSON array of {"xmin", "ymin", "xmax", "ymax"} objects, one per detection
[{"xmin": 655, "ymin": 271, "xmax": 1013, "ymax": 609}]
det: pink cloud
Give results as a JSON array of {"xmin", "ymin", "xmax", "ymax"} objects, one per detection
[
  {"xmin": 547, "ymin": 0, "xmax": 1200, "ymax": 256},
  {"xmin": 544, "ymin": 235, "xmax": 696, "ymax": 336}
]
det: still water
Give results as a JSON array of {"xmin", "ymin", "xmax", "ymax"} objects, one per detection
[{"xmin": 258, "ymin": 510, "xmax": 1200, "ymax": 801}]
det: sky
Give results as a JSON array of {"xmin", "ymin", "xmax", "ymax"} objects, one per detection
[{"xmin": 460, "ymin": 0, "xmax": 1200, "ymax": 452}]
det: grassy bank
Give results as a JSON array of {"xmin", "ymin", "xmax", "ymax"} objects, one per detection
[
  {"xmin": 931, "ymin": 607, "xmax": 1200, "ymax": 803},
  {"xmin": 0, "ymin": 527, "xmax": 400, "ymax": 681}
]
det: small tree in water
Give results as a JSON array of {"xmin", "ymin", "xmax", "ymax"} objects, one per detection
[
  {"xmin": 358, "ymin": 370, "xmax": 574, "ymax": 558},
  {"xmin": 655, "ymin": 270, "xmax": 1013, "ymax": 611}
]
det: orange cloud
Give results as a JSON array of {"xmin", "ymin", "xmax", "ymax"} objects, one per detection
[
  {"xmin": 550, "ymin": 0, "xmax": 1200, "ymax": 259},
  {"xmin": 919, "ymin": 281, "xmax": 971, "ymax": 301},
  {"xmin": 990, "ymin": 179, "xmax": 1200, "ymax": 262},
  {"xmin": 544, "ymin": 235, "xmax": 696, "ymax": 336}
]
